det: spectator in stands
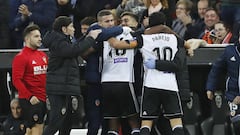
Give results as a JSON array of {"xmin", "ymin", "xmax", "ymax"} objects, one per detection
[
  {"xmin": 115, "ymin": 0, "xmax": 146, "ymax": 20},
  {"xmin": 185, "ymin": 21, "xmax": 234, "ymax": 51},
  {"xmin": 0, "ymin": 0, "xmax": 11, "ymax": 122},
  {"xmin": 56, "ymin": 0, "xmax": 98, "ymax": 38},
  {"xmin": 80, "ymin": 16, "xmax": 97, "ymax": 36},
  {"xmin": 10, "ymin": 0, "xmax": 56, "ymax": 48},
  {"xmin": 0, "ymin": 0, "xmax": 10, "ymax": 49},
  {"xmin": 184, "ymin": 0, "xmax": 209, "ymax": 40},
  {"xmin": 98, "ymin": 0, "xmax": 121, "ymax": 10},
  {"xmin": 201, "ymin": 8, "xmax": 220, "ymax": 44},
  {"xmin": 196, "ymin": 0, "xmax": 209, "ymax": 23},
  {"xmin": 140, "ymin": 0, "xmax": 171, "ymax": 28},
  {"xmin": 206, "ymin": 32, "xmax": 240, "ymax": 135},
  {"xmin": 2, "ymin": 99, "xmax": 26, "ymax": 135},
  {"xmin": 220, "ymin": 0, "xmax": 240, "ymax": 43},
  {"xmin": 211, "ymin": 21, "xmax": 233, "ymax": 44},
  {"xmin": 8, "ymin": 0, "xmax": 21, "ymax": 49},
  {"xmin": 172, "ymin": 0, "xmax": 193, "ymax": 39},
  {"xmin": 185, "ymin": 8, "xmax": 219, "ymax": 43},
  {"xmin": 41, "ymin": 16, "xmax": 102, "ymax": 135},
  {"xmin": 12, "ymin": 24, "xmax": 48, "ymax": 135}
]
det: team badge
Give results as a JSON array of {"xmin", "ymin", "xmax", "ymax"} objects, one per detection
[
  {"xmin": 95, "ymin": 99, "xmax": 100, "ymax": 106},
  {"xmin": 231, "ymin": 110, "xmax": 236, "ymax": 117},
  {"xmin": 61, "ymin": 107, "xmax": 66, "ymax": 115},
  {"xmin": 20, "ymin": 124, "xmax": 25, "ymax": 131},
  {"xmin": 215, "ymin": 95, "xmax": 222, "ymax": 108},
  {"xmin": 33, "ymin": 114, "xmax": 39, "ymax": 122},
  {"xmin": 72, "ymin": 96, "xmax": 78, "ymax": 111}
]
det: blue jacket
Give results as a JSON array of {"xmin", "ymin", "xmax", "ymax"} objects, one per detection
[
  {"xmin": 206, "ymin": 44, "xmax": 240, "ymax": 101},
  {"xmin": 13, "ymin": 0, "xmax": 56, "ymax": 34}
]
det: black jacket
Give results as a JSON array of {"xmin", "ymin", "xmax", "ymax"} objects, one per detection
[
  {"xmin": 42, "ymin": 31, "xmax": 96, "ymax": 95},
  {"xmin": 2, "ymin": 115, "xmax": 26, "ymax": 135}
]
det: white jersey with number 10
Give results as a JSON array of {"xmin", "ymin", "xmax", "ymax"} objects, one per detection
[{"xmin": 141, "ymin": 33, "xmax": 179, "ymax": 91}]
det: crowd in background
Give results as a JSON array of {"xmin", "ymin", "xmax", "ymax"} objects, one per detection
[{"xmin": 0, "ymin": 0, "xmax": 240, "ymax": 49}]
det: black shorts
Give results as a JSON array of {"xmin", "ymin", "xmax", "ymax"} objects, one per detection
[
  {"xmin": 102, "ymin": 82, "xmax": 139, "ymax": 119},
  {"xmin": 140, "ymin": 87, "xmax": 183, "ymax": 119},
  {"xmin": 19, "ymin": 98, "xmax": 46, "ymax": 128}
]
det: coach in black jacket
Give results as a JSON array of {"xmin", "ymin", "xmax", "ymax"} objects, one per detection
[{"xmin": 42, "ymin": 16, "xmax": 101, "ymax": 135}]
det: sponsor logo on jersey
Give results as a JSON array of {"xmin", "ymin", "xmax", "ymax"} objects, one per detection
[
  {"xmin": 114, "ymin": 58, "xmax": 128, "ymax": 63},
  {"xmin": 33, "ymin": 65, "xmax": 47, "ymax": 75}
]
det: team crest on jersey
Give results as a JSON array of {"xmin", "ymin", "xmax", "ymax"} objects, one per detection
[{"xmin": 42, "ymin": 56, "xmax": 47, "ymax": 63}]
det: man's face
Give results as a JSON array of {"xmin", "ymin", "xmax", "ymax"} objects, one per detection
[
  {"xmin": 11, "ymin": 102, "xmax": 21, "ymax": 119},
  {"xmin": 198, "ymin": 1, "xmax": 208, "ymax": 19},
  {"xmin": 98, "ymin": 15, "xmax": 115, "ymax": 28},
  {"xmin": 81, "ymin": 24, "xmax": 89, "ymax": 35},
  {"xmin": 25, "ymin": 30, "xmax": 42, "ymax": 49},
  {"xmin": 120, "ymin": 15, "xmax": 138, "ymax": 28},
  {"xmin": 214, "ymin": 23, "xmax": 228, "ymax": 40},
  {"xmin": 63, "ymin": 23, "xmax": 75, "ymax": 37},
  {"xmin": 176, "ymin": 4, "xmax": 188, "ymax": 18},
  {"xmin": 204, "ymin": 10, "xmax": 219, "ymax": 28}
]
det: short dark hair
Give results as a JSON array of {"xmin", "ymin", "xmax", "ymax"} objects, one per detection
[
  {"xmin": 97, "ymin": 9, "xmax": 112, "ymax": 21},
  {"xmin": 53, "ymin": 16, "xmax": 72, "ymax": 32},
  {"xmin": 149, "ymin": 12, "xmax": 166, "ymax": 27},
  {"xmin": 205, "ymin": 7, "xmax": 219, "ymax": 17},
  {"xmin": 23, "ymin": 24, "xmax": 40, "ymax": 38},
  {"xmin": 120, "ymin": 11, "xmax": 139, "ymax": 22},
  {"xmin": 80, "ymin": 16, "xmax": 97, "ymax": 26}
]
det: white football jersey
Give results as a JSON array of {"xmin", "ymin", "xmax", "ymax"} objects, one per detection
[
  {"xmin": 141, "ymin": 33, "xmax": 179, "ymax": 91},
  {"xmin": 101, "ymin": 27, "xmax": 135, "ymax": 82}
]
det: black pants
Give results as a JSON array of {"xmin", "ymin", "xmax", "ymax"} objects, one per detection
[
  {"xmin": 84, "ymin": 83, "xmax": 105, "ymax": 135},
  {"xmin": 43, "ymin": 95, "xmax": 77, "ymax": 135}
]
